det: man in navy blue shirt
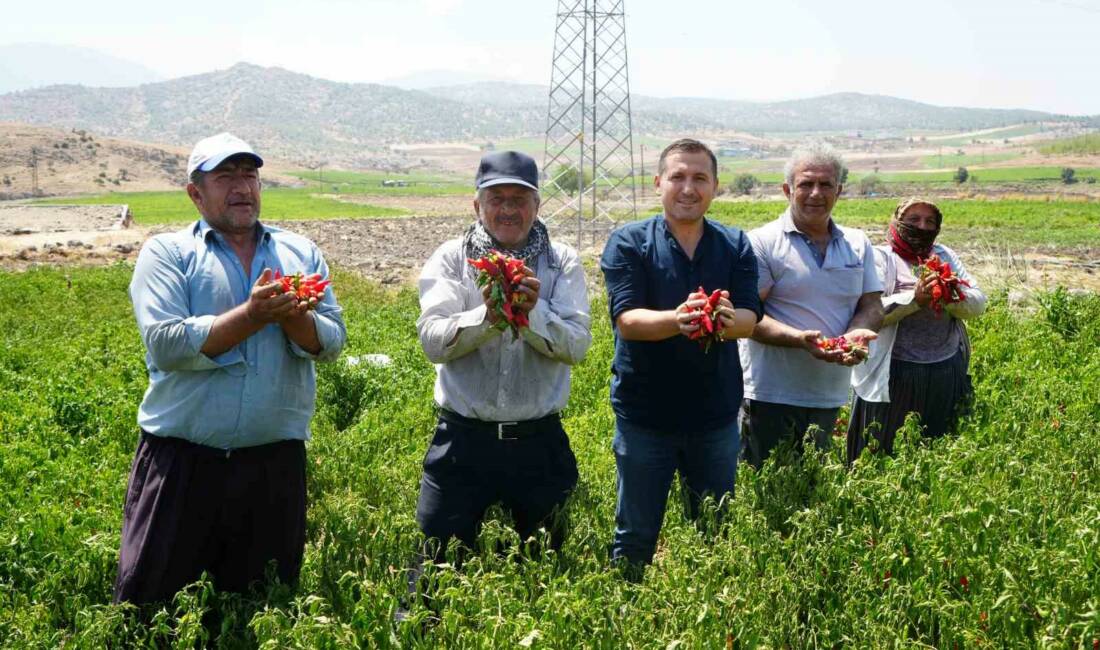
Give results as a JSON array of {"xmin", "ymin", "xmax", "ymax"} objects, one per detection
[{"xmin": 600, "ymin": 138, "xmax": 762, "ymax": 572}]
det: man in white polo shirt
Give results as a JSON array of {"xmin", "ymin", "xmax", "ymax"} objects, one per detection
[{"xmin": 739, "ymin": 142, "xmax": 883, "ymax": 467}]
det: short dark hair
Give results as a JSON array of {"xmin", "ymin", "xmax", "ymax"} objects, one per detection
[
  {"xmin": 657, "ymin": 138, "xmax": 718, "ymax": 180},
  {"xmin": 188, "ymin": 169, "xmax": 205, "ymax": 186}
]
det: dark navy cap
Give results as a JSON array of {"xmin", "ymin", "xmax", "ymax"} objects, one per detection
[{"xmin": 475, "ymin": 151, "xmax": 539, "ymax": 192}]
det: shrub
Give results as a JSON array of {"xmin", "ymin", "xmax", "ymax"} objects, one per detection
[{"xmin": 730, "ymin": 173, "xmax": 759, "ymax": 195}]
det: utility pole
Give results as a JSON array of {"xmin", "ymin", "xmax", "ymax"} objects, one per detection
[
  {"xmin": 30, "ymin": 147, "xmax": 39, "ymax": 195},
  {"xmin": 543, "ymin": 0, "xmax": 637, "ymax": 248}
]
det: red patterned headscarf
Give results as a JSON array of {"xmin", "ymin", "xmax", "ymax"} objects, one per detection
[{"xmin": 888, "ymin": 197, "xmax": 942, "ymax": 265}]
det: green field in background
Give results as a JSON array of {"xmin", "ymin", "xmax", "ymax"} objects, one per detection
[{"xmin": 36, "ymin": 188, "xmax": 407, "ymax": 224}]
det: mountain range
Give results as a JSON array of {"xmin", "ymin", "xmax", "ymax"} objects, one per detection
[
  {"xmin": 0, "ymin": 43, "xmax": 163, "ymax": 95},
  {"xmin": 0, "ymin": 62, "xmax": 1092, "ymax": 167}
]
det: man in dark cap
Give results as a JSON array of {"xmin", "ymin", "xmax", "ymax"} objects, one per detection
[{"xmin": 412, "ymin": 150, "xmax": 591, "ymax": 560}]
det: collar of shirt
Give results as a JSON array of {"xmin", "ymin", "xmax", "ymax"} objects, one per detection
[
  {"xmin": 780, "ymin": 208, "xmax": 843, "ymax": 267},
  {"xmin": 658, "ymin": 214, "xmax": 715, "ymax": 262},
  {"xmin": 195, "ymin": 219, "xmax": 273, "ymax": 247},
  {"xmin": 779, "ymin": 207, "xmax": 843, "ymax": 241}
]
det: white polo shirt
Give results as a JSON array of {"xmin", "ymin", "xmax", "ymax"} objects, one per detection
[{"xmin": 739, "ymin": 209, "xmax": 883, "ymax": 408}]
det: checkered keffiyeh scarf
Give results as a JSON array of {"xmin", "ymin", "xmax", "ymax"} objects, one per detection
[{"xmin": 462, "ymin": 219, "xmax": 552, "ymax": 270}]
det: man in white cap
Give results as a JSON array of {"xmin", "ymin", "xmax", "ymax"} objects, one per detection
[
  {"xmin": 114, "ymin": 132, "xmax": 347, "ymax": 604},
  {"xmin": 412, "ymin": 150, "xmax": 591, "ymax": 566}
]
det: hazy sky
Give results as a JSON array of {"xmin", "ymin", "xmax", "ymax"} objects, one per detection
[{"xmin": 3, "ymin": 0, "xmax": 1097, "ymax": 114}]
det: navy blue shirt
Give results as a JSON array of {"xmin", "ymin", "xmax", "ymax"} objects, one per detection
[{"xmin": 600, "ymin": 215, "xmax": 762, "ymax": 434}]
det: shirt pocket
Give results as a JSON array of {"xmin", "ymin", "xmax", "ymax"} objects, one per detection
[{"xmin": 825, "ymin": 266, "xmax": 865, "ymax": 301}]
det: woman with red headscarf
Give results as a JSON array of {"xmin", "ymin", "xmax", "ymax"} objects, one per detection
[{"xmin": 847, "ymin": 198, "xmax": 987, "ymax": 463}]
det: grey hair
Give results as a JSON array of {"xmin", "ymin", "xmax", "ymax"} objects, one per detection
[{"xmin": 783, "ymin": 142, "xmax": 845, "ymax": 186}]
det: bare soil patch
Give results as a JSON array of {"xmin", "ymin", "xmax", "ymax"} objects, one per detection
[{"xmin": 0, "ymin": 206, "xmax": 1096, "ymax": 292}]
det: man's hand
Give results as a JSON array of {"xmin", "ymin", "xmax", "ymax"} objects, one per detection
[
  {"xmin": 246, "ymin": 268, "xmax": 298, "ymax": 324},
  {"xmin": 511, "ymin": 264, "xmax": 540, "ymax": 315},
  {"xmin": 800, "ymin": 329, "xmax": 871, "ymax": 366},
  {"xmin": 714, "ymin": 291, "xmax": 741, "ymax": 339},
  {"xmin": 674, "ymin": 293, "xmax": 708, "ymax": 338}
]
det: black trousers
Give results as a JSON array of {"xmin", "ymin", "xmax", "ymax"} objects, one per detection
[
  {"xmin": 415, "ymin": 411, "xmax": 578, "ymax": 556},
  {"xmin": 114, "ymin": 432, "xmax": 307, "ymax": 604},
  {"xmin": 739, "ymin": 399, "xmax": 837, "ymax": 469}
]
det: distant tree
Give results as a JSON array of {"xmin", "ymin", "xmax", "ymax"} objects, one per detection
[
  {"xmin": 730, "ymin": 173, "xmax": 759, "ymax": 195},
  {"xmin": 550, "ymin": 164, "xmax": 589, "ymax": 196},
  {"xmin": 1061, "ymin": 167, "xmax": 1077, "ymax": 184},
  {"xmin": 858, "ymin": 175, "xmax": 885, "ymax": 196},
  {"xmin": 954, "ymin": 167, "xmax": 969, "ymax": 184},
  {"xmin": 839, "ymin": 166, "xmax": 849, "ymax": 185}
]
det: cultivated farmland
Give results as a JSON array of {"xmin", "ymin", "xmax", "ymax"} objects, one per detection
[
  {"xmin": 1, "ymin": 264, "xmax": 1098, "ymax": 647},
  {"xmin": 1, "ymin": 191, "xmax": 1098, "ymax": 647}
]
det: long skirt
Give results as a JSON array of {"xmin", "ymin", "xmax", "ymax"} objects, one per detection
[{"xmin": 846, "ymin": 348, "xmax": 973, "ymax": 464}]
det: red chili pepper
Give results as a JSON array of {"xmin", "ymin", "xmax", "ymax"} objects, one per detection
[
  {"xmin": 917, "ymin": 254, "xmax": 970, "ymax": 316},
  {"xmin": 467, "ymin": 250, "xmax": 530, "ymax": 338},
  {"xmin": 686, "ymin": 286, "xmax": 726, "ymax": 352},
  {"xmin": 272, "ymin": 270, "xmax": 332, "ymax": 311}
]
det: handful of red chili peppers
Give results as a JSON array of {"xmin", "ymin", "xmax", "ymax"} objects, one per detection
[
  {"xmin": 816, "ymin": 335, "xmax": 868, "ymax": 356},
  {"xmin": 273, "ymin": 271, "xmax": 331, "ymax": 311},
  {"xmin": 917, "ymin": 254, "xmax": 970, "ymax": 316},
  {"xmin": 467, "ymin": 250, "xmax": 529, "ymax": 338},
  {"xmin": 686, "ymin": 286, "xmax": 726, "ymax": 352}
]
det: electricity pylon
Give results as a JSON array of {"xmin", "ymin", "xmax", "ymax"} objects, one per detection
[{"xmin": 542, "ymin": 0, "xmax": 637, "ymax": 248}]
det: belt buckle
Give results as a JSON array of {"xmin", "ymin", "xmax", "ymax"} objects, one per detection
[{"xmin": 497, "ymin": 421, "xmax": 520, "ymax": 440}]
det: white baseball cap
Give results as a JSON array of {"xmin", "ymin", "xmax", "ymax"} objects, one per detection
[{"xmin": 186, "ymin": 132, "xmax": 264, "ymax": 177}]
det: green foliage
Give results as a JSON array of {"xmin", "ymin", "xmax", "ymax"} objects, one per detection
[
  {"xmin": 1062, "ymin": 167, "xmax": 1077, "ymax": 184},
  {"xmin": 2, "ymin": 264, "xmax": 1099, "ymax": 647},
  {"xmin": 549, "ymin": 165, "xmax": 591, "ymax": 197},
  {"xmin": 36, "ymin": 188, "xmax": 406, "ymax": 225},
  {"xmin": 856, "ymin": 174, "xmax": 884, "ymax": 196},
  {"xmin": 729, "ymin": 173, "xmax": 759, "ymax": 196}
]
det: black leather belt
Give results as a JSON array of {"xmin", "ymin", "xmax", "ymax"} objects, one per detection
[
  {"xmin": 141, "ymin": 430, "xmax": 302, "ymax": 459},
  {"xmin": 438, "ymin": 409, "xmax": 561, "ymax": 440}
]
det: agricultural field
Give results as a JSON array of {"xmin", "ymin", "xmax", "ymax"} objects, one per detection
[
  {"xmin": 917, "ymin": 152, "xmax": 1021, "ymax": 169},
  {"xmin": 288, "ymin": 170, "xmax": 472, "ymax": 196},
  {"xmin": 1, "ymin": 262, "xmax": 1098, "ymax": 648},
  {"xmin": 36, "ymin": 188, "xmax": 407, "ymax": 224},
  {"xmin": 706, "ymin": 198, "xmax": 1100, "ymax": 252},
  {"xmin": 1039, "ymin": 134, "xmax": 1100, "ymax": 156},
  {"xmin": 845, "ymin": 167, "xmax": 1100, "ymax": 186}
]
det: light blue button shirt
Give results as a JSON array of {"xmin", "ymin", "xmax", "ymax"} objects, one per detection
[
  {"xmin": 739, "ymin": 209, "xmax": 883, "ymax": 408},
  {"xmin": 129, "ymin": 219, "xmax": 346, "ymax": 449}
]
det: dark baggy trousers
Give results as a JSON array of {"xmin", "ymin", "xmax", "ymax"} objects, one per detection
[
  {"xmin": 114, "ymin": 431, "xmax": 307, "ymax": 605},
  {"xmin": 847, "ymin": 349, "xmax": 973, "ymax": 463},
  {"xmin": 415, "ymin": 410, "xmax": 579, "ymax": 556},
  {"xmin": 739, "ymin": 399, "xmax": 838, "ymax": 469}
]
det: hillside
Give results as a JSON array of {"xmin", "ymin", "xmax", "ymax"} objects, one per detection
[
  {"xmin": 0, "ymin": 64, "xmax": 1091, "ymax": 168},
  {"xmin": 0, "ymin": 123, "xmax": 304, "ymax": 197},
  {"xmin": 426, "ymin": 83, "xmax": 1076, "ymax": 133},
  {"xmin": 0, "ymin": 123, "xmax": 188, "ymax": 197},
  {"xmin": 0, "ymin": 64, "xmax": 536, "ymax": 167}
]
